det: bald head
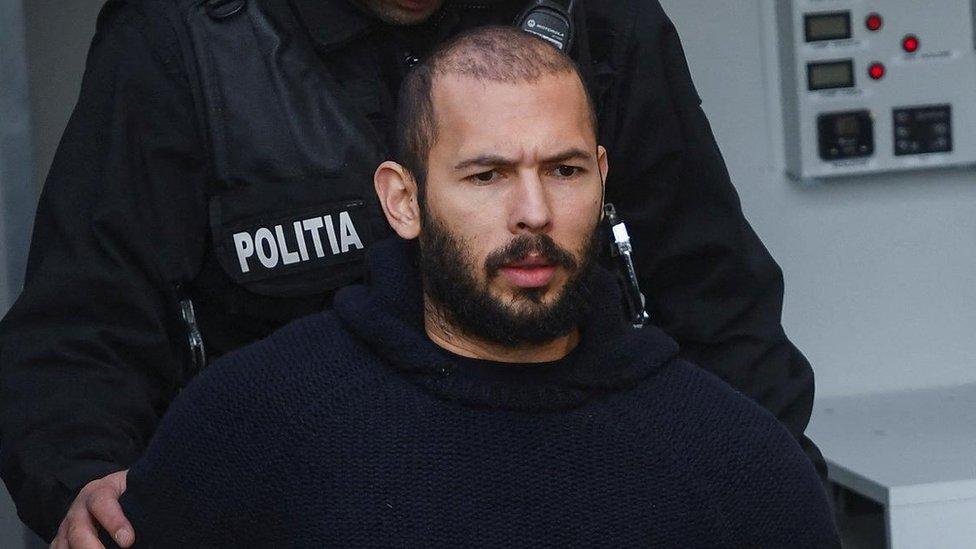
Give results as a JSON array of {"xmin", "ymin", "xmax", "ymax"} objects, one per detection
[{"xmin": 396, "ymin": 26, "xmax": 598, "ymax": 186}]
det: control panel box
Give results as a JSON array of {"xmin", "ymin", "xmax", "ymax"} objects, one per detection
[{"xmin": 777, "ymin": 0, "xmax": 976, "ymax": 179}]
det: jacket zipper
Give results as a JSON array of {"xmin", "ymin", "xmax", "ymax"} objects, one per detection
[{"xmin": 176, "ymin": 283, "xmax": 207, "ymax": 375}]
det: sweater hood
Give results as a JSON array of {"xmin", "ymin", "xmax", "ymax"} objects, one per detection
[{"xmin": 333, "ymin": 237, "xmax": 679, "ymax": 411}]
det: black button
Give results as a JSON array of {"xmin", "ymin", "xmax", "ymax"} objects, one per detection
[{"xmin": 404, "ymin": 54, "xmax": 421, "ymax": 68}]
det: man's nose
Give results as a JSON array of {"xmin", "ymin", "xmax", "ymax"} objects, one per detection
[{"xmin": 508, "ymin": 172, "xmax": 552, "ymax": 233}]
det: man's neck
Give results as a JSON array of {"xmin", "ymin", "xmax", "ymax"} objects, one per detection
[{"xmin": 423, "ymin": 297, "xmax": 580, "ymax": 364}]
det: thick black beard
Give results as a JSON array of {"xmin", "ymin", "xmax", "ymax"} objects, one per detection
[{"xmin": 418, "ymin": 210, "xmax": 599, "ymax": 348}]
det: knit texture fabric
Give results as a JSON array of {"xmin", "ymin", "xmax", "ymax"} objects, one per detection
[{"xmin": 119, "ymin": 238, "xmax": 840, "ymax": 548}]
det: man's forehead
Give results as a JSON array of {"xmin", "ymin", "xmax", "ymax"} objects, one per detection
[
  {"xmin": 431, "ymin": 71, "xmax": 583, "ymax": 103},
  {"xmin": 430, "ymin": 72, "xmax": 595, "ymax": 146}
]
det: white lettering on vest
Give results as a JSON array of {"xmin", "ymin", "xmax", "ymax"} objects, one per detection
[
  {"xmin": 275, "ymin": 225, "xmax": 301, "ymax": 266},
  {"xmin": 233, "ymin": 232, "xmax": 255, "ymax": 273},
  {"xmin": 231, "ymin": 210, "xmax": 365, "ymax": 274},
  {"xmin": 292, "ymin": 221, "xmax": 310, "ymax": 261},
  {"xmin": 338, "ymin": 211, "xmax": 364, "ymax": 253},
  {"xmin": 323, "ymin": 214, "xmax": 340, "ymax": 255},
  {"xmin": 302, "ymin": 217, "xmax": 326, "ymax": 258},
  {"xmin": 254, "ymin": 228, "xmax": 279, "ymax": 269}
]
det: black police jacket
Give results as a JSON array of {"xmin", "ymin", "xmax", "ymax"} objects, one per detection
[{"xmin": 0, "ymin": 0, "xmax": 825, "ymax": 540}]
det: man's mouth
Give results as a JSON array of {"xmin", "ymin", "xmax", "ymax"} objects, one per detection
[{"xmin": 498, "ymin": 255, "xmax": 556, "ymax": 289}]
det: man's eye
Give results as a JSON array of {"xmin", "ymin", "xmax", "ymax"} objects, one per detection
[
  {"xmin": 554, "ymin": 165, "xmax": 582, "ymax": 178},
  {"xmin": 470, "ymin": 170, "xmax": 498, "ymax": 184}
]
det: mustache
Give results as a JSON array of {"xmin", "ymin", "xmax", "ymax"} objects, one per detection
[{"xmin": 484, "ymin": 234, "xmax": 578, "ymax": 278}]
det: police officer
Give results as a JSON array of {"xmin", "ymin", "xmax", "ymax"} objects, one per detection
[{"xmin": 0, "ymin": 0, "xmax": 825, "ymax": 546}]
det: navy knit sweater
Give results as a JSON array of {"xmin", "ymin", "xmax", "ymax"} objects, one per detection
[{"xmin": 120, "ymin": 238, "xmax": 839, "ymax": 548}]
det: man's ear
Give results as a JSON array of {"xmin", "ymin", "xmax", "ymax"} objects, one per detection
[
  {"xmin": 597, "ymin": 145, "xmax": 610, "ymax": 218},
  {"xmin": 374, "ymin": 161, "xmax": 422, "ymax": 240}
]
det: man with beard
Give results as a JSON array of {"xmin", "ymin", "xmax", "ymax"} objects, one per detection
[{"xmin": 107, "ymin": 27, "xmax": 838, "ymax": 548}]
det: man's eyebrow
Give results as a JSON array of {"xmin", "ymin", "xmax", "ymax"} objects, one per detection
[
  {"xmin": 453, "ymin": 148, "xmax": 594, "ymax": 171},
  {"xmin": 453, "ymin": 155, "xmax": 517, "ymax": 171},
  {"xmin": 543, "ymin": 148, "xmax": 593, "ymax": 164}
]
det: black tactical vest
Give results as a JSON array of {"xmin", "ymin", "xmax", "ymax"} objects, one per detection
[{"xmin": 182, "ymin": 0, "xmax": 389, "ymax": 299}]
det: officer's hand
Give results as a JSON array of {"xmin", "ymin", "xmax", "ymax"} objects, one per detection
[{"xmin": 51, "ymin": 469, "xmax": 134, "ymax": 549}]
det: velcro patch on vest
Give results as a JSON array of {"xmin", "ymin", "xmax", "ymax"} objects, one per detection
[{"xmin": 218, "ymin": 201, "xmax": 371, "ymax": 283}]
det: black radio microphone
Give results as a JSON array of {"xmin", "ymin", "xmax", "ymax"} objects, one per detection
[{"xmin": 514, "ymin": 0, "xmax": 576, "ymax": 52}]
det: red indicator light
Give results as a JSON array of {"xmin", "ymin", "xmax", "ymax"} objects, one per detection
[
  {"xmin": 866, "ymin": 13, "xmax": 883, "ymax": 31},
  {"xmin": 869, "ymin": 63, "xmax": 886, "ymax": 80},
  {"xmin": 902, "ymin": 35, "xmax": 920, "ymax": 53}
]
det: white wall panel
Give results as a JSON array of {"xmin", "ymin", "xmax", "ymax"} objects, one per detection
[{"xmin": 660, "ymin": 0, "xmax": 976, "ymax": 398}]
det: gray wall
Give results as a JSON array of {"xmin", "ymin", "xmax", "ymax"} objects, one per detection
[
  {"xmin": 25, "ymin": 0, "xmax": 103, "ymax": 190},
  {"xmin": 1, "ymin": 0, "xmax": 34, "ymax": 312},
  {"xmin": 660, "ymin": 0, "xmax": 976, "ymax": 398}
]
